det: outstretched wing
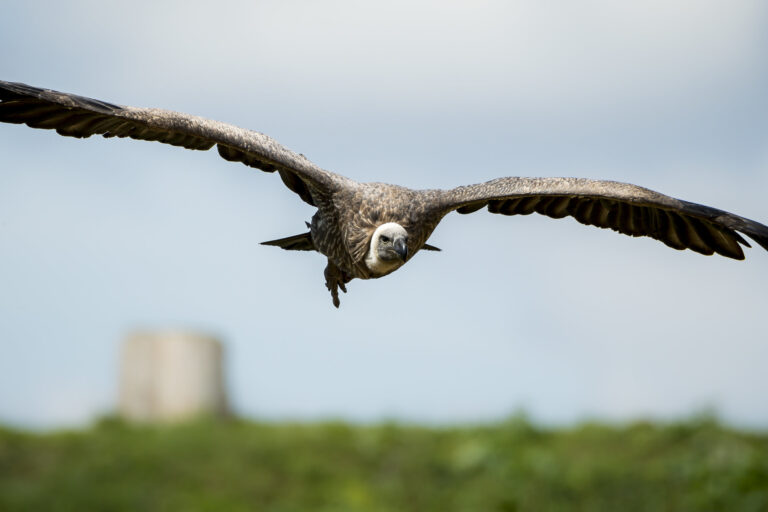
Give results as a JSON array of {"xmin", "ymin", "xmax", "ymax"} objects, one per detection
[
  {"xmin": 437, "ymin": 177, "xmax": 768, "ymax": 260},
  {"xmin": 0, "ymin": 80, "xmax": 337, "ymax": 206}
]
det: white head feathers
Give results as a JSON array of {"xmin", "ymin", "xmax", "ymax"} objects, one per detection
[{"xmin": 365, "ymin": 222, "xmax": 409, "ymax": 275}]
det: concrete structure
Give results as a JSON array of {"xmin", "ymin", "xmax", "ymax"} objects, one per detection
[{"xmin": 119, "ymin": 331, "xmax": 228, "ymax": 422}]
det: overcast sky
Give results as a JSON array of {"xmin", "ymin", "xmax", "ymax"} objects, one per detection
[{"xmin": 1, "ymin": 0, "xmax": 767, "ymax": 429}]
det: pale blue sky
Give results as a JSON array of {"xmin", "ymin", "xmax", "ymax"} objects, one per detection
[{"xmin": 1, "ymin": 0, "xmax": 767, "ymax": 429}]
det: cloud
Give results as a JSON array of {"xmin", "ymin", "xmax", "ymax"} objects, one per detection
[{"xmin": 8, "ymin": 1, "xmax": 766, "ymax": 111}]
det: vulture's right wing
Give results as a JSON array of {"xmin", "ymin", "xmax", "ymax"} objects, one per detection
[{"xmin": 0, "ymin": 80, "xmax": 338, "ymax": 206}]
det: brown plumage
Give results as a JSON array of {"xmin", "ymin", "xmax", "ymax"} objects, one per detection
[{"xmin": 2, "ymin": 80, "xmax": 767, "ymax": 307}]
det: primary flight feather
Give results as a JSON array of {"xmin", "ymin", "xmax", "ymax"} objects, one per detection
[{"xmin": 2, "ymin": 80, "xmax": 767, "ymax": 307}]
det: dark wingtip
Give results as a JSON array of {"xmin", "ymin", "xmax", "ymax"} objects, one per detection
[
  {"xmin": 728, "ymin": 214, "xmax": 768, "ymax": 255},
  {"xmin": 749, "ymin": 233, "xmax": 768, "ymax": 253},
  {"xmin": 0, "ymin": 80, "xmax": 122, "ymax": 113}
]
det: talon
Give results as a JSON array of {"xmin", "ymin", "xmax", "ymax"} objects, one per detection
[
  {"xmin": 330, "ymin": 286, "xmax": 341, "ymax": 307},
  {"xmin": 324, "ymin": 259, "xmax": 349, "ymax": 308}
]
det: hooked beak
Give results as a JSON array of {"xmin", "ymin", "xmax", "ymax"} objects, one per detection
[{"xmin": 394, "ymin": 237, "xmax": 408, "ymax": 261}]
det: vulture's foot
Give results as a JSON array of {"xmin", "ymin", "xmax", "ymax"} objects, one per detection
[{"xmin": 324, "ymin": 260, "xmax": 350, "ymax": 308}]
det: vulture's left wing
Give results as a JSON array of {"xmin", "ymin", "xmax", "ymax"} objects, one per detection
[
  {"xmin": 437, "ymin": 177, "xmax": 768, "ymax": 260},
  {"xmin": 0, "ymin": 80, "xmax": 337, "ymax": 206}
]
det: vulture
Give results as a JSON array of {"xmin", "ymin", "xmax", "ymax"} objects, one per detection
[{"xmin": 1, "ymin": 80, "xmax": 767, "ymax": 307}]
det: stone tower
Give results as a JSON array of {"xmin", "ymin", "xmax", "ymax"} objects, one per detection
[{"xmin": 119, "ymin": 331, "xmax": 228, "ymax": 422}]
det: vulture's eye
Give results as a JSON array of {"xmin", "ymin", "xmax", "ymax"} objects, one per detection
[{"xmin": 380, "ymin": 235, "xmax": 391, "ymax": 243}]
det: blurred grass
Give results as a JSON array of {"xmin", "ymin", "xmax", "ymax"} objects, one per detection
[{"xmin": 1, "ymin": 414, "xmax": 767, "ymax": 511}]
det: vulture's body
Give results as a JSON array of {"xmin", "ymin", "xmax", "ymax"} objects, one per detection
[{"xmin": 1, "ymin": 80, "xmax": 767, "ymax": 307}]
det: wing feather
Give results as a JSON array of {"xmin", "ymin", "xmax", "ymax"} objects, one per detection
[
  {"xmin": 0, "ymin": 80, "xmax": 337, "ymax": 206},
  {"xmin": 438, "ymin": 177, "xmax": 768, "ymax": 260}
]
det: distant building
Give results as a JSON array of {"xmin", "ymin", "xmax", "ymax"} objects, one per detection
[{"xmin": 119, "ymin": 331, "xmax": 228, "ymax": 422}]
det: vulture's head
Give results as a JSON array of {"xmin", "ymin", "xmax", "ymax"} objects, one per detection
[{"xmin": 365, "ymin": 222, "xmax": 409, "ymax": 275}]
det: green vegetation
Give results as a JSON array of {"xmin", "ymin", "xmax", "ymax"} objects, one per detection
[{"xmin": 1, "ymin": 414, "xmax": 766, "ymax": 511}]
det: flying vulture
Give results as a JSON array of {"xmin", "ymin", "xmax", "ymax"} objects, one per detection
[{"xmin": 1, "ymin": 80, "xmax": 767, "ymax": 307}]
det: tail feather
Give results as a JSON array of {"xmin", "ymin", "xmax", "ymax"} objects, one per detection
[{"xmin": 261, "ymin": 232, "xmax": 316, "ymax": 251}]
